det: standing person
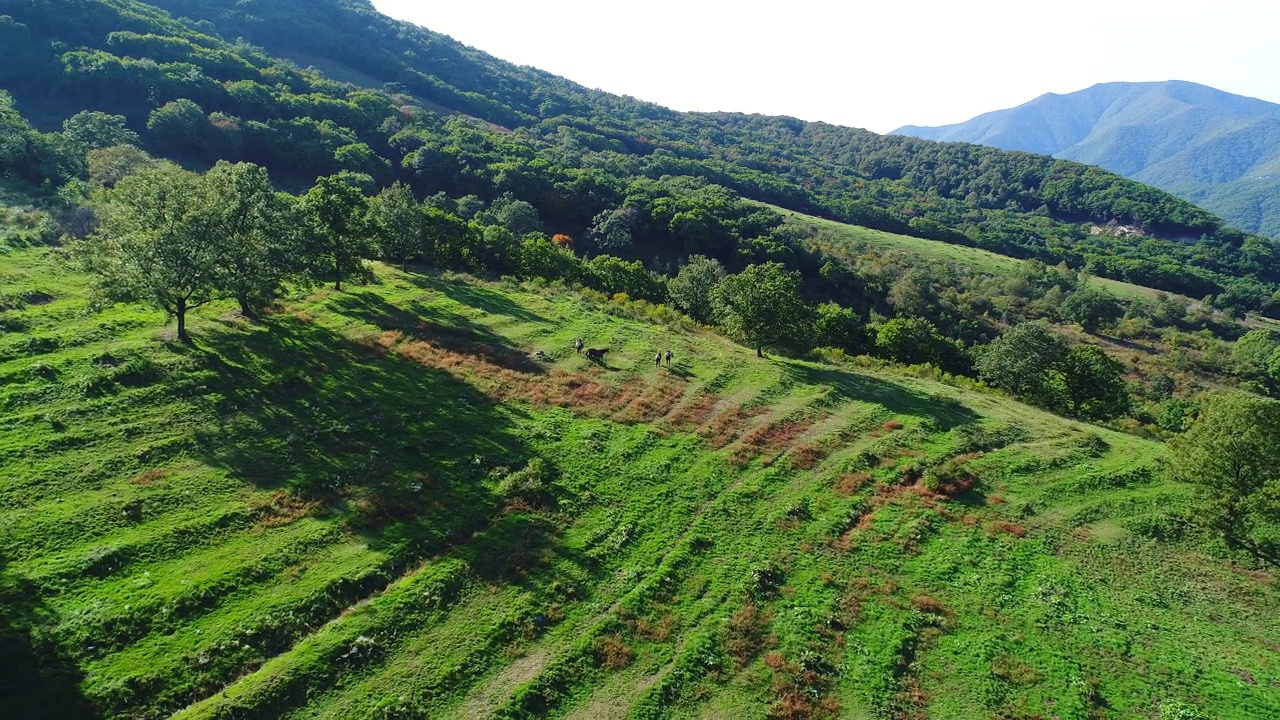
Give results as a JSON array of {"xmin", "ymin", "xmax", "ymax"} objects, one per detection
[
  {"xmin": 574, "ymin": 338, "xmax": 583, "ymax": 354},
  {"xmin": 654, "ymin": 352, "xmax": 662, "ymax": 367},
  {"xmin": 665, "ymin": 350, "xmax": 673, "ymax": 367}
]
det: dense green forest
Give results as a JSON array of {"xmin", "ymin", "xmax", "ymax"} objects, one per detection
[{"xmin": 2, "ymin": 0, "xmax": 1279, "ymax": 316}]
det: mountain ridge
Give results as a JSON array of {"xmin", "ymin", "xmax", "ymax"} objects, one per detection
[{"xmin": 892, "ymin": 80, "xmax": 1280, "ymax": 238}]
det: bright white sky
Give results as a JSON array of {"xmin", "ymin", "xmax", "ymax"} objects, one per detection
[{"xmin": 370, "ymin": 0, "xmax": 1280, "ymax": 134}]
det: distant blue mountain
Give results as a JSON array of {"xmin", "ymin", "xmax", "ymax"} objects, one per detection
[{"xmin": 893, "ymin": 81, "xmax": 1280, "ymax": 238}]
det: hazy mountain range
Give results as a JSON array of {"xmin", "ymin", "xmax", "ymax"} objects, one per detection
[{"xmin": 893, "ymin": 81, "xmax": 1280, "ymax": 239}]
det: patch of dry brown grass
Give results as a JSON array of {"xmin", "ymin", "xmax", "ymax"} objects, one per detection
[
  {"xmin": 834, "ymin": 471, "xmax": 872, "ymax": 496},
  {"xmin": 612, "ymin": 379, "xmax": 685, "ymax": 424},
  {"xmin": 631, "ymin": 614, "xmax": 678, "ymax": 642},
  {"xmin": 592, "ymin": 634, "xmax": 635, "ymax": 670},
  {"xmin": 789, "ymin": 443, "xmax": 826, "ymax": 470},
  {"xmin": 989, "ymin": 521, "xmax": 1026, "ymax": 537},
  {"xmin": 369, "ymin": 330, "xmax": 690, "ymax": 424},
  {"xmin": 723, "ymin": 605, "xmax": 776, "ymax": 667},
  {"xmin": 252, "ymin": 490, "xmax": 321, "ymax": 530},
  {"xmin": 728, "ymin": 417, "xmax": 817, "ymax": 467},
  {"xmin": 130, "ymin": 468, "xmax": 168, "ymax": 486},
  {"xmin": 699, "ymin": 404, "xmax": 767, "ymax": 449},
  {"xmin": 664, "ymin": 392, "xmax": 718, "ymax": 431}
]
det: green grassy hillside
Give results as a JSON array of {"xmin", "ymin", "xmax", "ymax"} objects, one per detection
[
  {"xmin": 772, "ymin": 206, "xmax": 1172, "ymax": 301},
  {"xmin": 3, "ymin": 238, "xmax": 1278, "ymax": 719}
]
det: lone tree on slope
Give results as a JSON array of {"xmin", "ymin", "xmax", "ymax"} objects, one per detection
[
  {"xmin": 74, "ymin": 162, "xmax": 218, "ymax": 343},
  {"xmin": 712, "ymin": 262, "xmax": 809, "ymax": 358}
]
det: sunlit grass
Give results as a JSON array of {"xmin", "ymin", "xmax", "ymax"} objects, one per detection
[{"xmin": 2, "ymin": 243, "xmax": 1276, "ymax": 719}]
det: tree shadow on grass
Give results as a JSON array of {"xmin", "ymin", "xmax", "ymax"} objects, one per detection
[
  {"xmin": 403, "ymin": 273, "xmax": 550, "ymax": 325},
  {"xmin": 116, "ymin": 314, "xmax": 607, "ymax": 716},
  {"xmin": 328, "ymin": 290, "xmax": 547, "ymax": 375},
  {"xmin": 0, "ymin": 555, "xmax": 95, "ymax": 720},
  {"xmin": 663, "ymin": 364, "xmax": 695, "ymax": 380},
  {"xmin": 181, "ymin": 315, "xmax": 537, "ymax": 562},
  {"xmin": 781, "ymin": 362, "xmax": 980, "ymax": 431}
]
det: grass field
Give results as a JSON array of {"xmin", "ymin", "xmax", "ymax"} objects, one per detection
[
  {"xmin": 779, "ymin": 209, "xmax": 1181, "ymax": 302},
  {"xmin": 2, "ymin": 240, "xmax": 1278, "ymax": 719}
]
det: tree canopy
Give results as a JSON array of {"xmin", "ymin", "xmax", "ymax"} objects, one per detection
[
  {"xmin": 2, "ymin": 0, "xmax": 1277, "ymax": 310},
  {"xmin": 299, "ymin": 174, "xmax": 372, "ymax": 291},
  {"xmin": 975, "ymin": 322, "xmax": 1067, "ymax": 399},
  {"xmin": 667, "ymin": 255, "xmax": 725, "ymax": 324},
  {"xmin": 712, "ymin": 262, "xmax": 809, "ymax": 357},
  {"xmin": 1168, "ymin": 392, "xmax": 1280, "ymax": 558},
  {"xmin": 1053, "ymin": 344, "xmax": 1130, "ymax": 419},
  {"xmin": 75, "ymin": 162, "xmax": 219, "ymax": 342}
]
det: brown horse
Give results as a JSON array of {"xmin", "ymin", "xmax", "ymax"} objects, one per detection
[{"xmin": 585, "ymin": 348, "xmax": 608, "ymax": 362}]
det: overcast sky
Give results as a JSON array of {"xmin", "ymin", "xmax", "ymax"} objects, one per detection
[{"xmin": 369, "ymin": 0, "xmax": 1280, "ymax": 134}]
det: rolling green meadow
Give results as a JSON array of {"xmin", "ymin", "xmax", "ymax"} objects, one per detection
[
  {"xmin": 780, "ymin": 210, "xmax": 1174, "ymax": 303},
  {"xmin": 2, "ymin": 232, "xmax": 1277, "ymax": 719}
]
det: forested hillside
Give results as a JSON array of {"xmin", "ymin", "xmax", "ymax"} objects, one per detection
[
  {"xmin": 3, "ymin": 0, "xmax": 1279, "ymax": 313},
  {"xmin": 894, "ymin": 81, "xmax": 1280, "ymax": 239}
]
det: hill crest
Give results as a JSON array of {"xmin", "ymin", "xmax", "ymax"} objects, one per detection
[{"xmin": 892, "ymin": 80, "xmax": 1280, "ymax": 238}]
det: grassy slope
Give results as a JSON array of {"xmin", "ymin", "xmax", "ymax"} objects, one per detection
[
  {"xmin": 780, "ymin": 209, "xmax": 1174, "ymax": 302},
  {"xmin": 2, "ymin": 241, "xmax": 1278, "ymax": 719}
]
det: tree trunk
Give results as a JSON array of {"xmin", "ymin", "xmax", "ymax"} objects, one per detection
[
  {"xmin": 237, "ymin": 296, "xmax": 258, "ymax": 320},
  {"xmin": 334, "ymin": 260, "xmax": 343, "ymax": 291},
  {"xmin": 756, "ymin": 345, "xmax": 764, "ymax": 358},
  {"xmin": 176, "ymin": 297, "xmax": 190, "ymax": 344}
]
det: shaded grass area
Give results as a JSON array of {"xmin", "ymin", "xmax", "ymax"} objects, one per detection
[{"xmin": 2, "ymin": 245, "xmax": 1278, "ymax": 719}]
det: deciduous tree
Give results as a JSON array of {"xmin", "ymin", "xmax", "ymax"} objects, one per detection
[
  {"xmin": 367, "ymin": 181, "xmax": 425, "ymax": 271},
  {"xmin": 1053, "ymin": 344, "xmax": 1129, "ymax": 419},
  {"xmin": 1233, "ymin": 329, "xmax": 1279, "ymax": 380},
  {"xmin": 975, "ymin": 321, "xmax": 1066, "ymax": 398},
  {"xmin": 667, "ymin": 254, "xmax": 725, "ymax": 323},
  {"xmin": 202, "ymin": 161, "xmax": 295, "ymax": 316},
  {"xmin": 586, "ymin": 255, "xmax": 666, "ymax": 302},
  {"xmin": 75, "ymin": 162, "xmax": 217, "ymax": 343},
  {"xmin": 62, "ymin": 110, "xmax": 139, "ymax": 151},
  {"xmin": 814, "ymin": 302, "xmax": 866, "ymax": 354},
  {"xmin": 422, "ymin": 206, "xmax": 473, "ymax": 269},
  {"xmin": 299, "ymin": 174, "xmax": 372, "ymax": 291},
  {"xmin": 712, "ymin": 262, "xmax": 809, "ymax": 358},
  {"xmin": 874, "ymin": 317, "xmax": 953, "ymax": 367},
  {"xmin": 86, "ymin": 144, "xmax": 155, "ymax": 188},
  {"xmin": 146, "ymin": 99, "xmax": 210, "ymax": 154},
  {"xmin": 1061, "ymin": 288, "xmax": 1123, "ymax": 333},
  {"xmin": 1168, "ymin": 392, "xmax": 1280, "ymax": 557}
]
